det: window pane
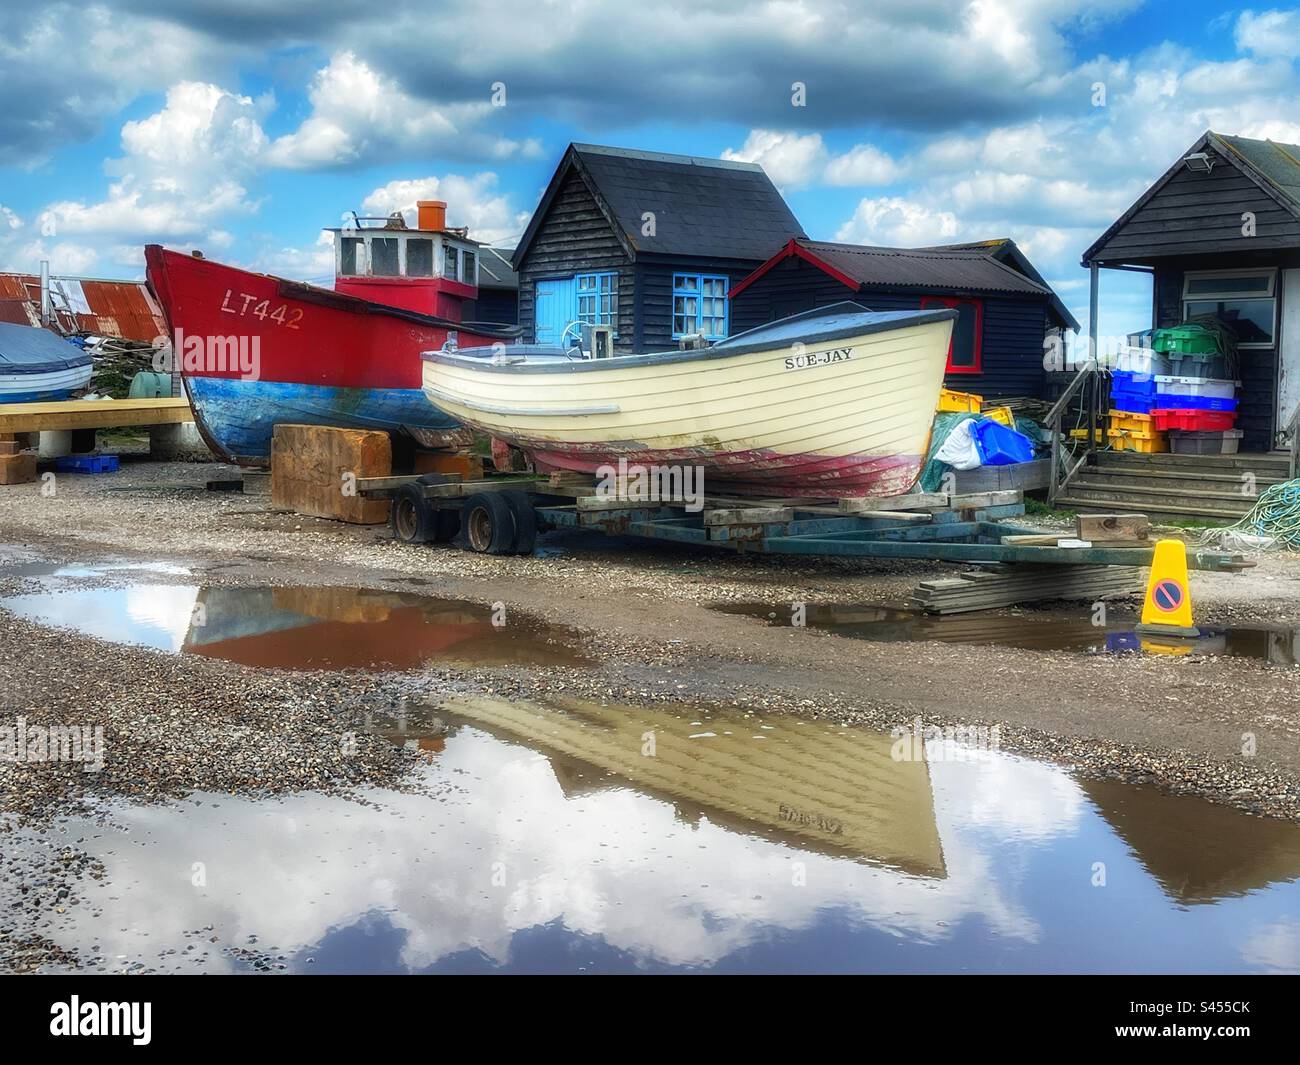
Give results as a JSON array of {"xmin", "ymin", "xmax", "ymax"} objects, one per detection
[
  {"xmin": 463, "ymin": 251, "xmax": 475, "ymax": 285},
  {"xmin": 674, "ymin": 275, "xmax": 699, "ymax": 292},
  {"xmin": 444, "ymin": 244, "xmax": 458, "ymax": 281},
  {"xmin": 1185, "ymin": 274, "xmax": 1271, "ymax": 297},
  {"xmin": 1185, "ymin": 298, "xmax": 1275, "ymax": 344},
  {"xmin": 370, "ymin": 237, "xmax": 399, "ymax": 276},
  {"xmin": 406, "ymin": 239, "xmax": 433, "ymax": 277},
  {"xmin": 949, "ymin": 304, "xmax": 978, "ymax": 367},
  {"xmin": 340, "ymin": 237, "xmax": 363, "ymax": 276},
  {"xmin": 578, "ymin": 275, "xmax": 595, "ymax": 290}
]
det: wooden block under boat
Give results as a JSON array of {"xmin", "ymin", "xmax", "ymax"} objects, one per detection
[{"xmin": 270, "ymin": 423, "xmax": 391, "ymax": 525}]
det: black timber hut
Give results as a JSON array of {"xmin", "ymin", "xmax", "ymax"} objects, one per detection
[
  {"xmin": 1082, "ymin": 130, "xmax": 1300, "ymax": 451},
  {"xmin": 730, "ymin": 237, "xmax": 1079, "ymax": 397},
  {"xmin": 512, "ymin": 143, "xmax": 805, "ymax": 352},
  {"xmin": 471, "ymin": 246, "xmax": 519, "ymax": 325}
]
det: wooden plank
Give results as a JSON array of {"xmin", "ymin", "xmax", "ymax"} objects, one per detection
[
  {"xmin": 838, "ymin": 491, "xmax": 948, "ymax": 514},
  {"xmin": 851, "ymin": 510, "xmax": 933, "ymax": 523},
  {"xmin": 703, "ymin": 506, "xmax": 794, "ymax": 526},
  {"xmin": 949, "ymin": 489, "xmax": 1022, "ymax": 510},
  {"xmin": 1076, "ymin": 513, "xmax": 1150, "ymax": 541},
  {"xmin": 0, "ymin": 397, "xmax": 193, "ymax": 434}
]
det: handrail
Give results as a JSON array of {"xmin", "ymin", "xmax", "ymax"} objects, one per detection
[{"xmin": 1047, "ymin": 357, "xmax": 1101, "ymax": 504}]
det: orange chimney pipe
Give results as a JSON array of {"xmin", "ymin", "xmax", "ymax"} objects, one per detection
[{"xmin": 417, "ymin": 200, "xmax": 447, "ymax": 231}]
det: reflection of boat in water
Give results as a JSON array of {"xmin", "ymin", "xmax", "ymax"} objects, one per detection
[
  {"xmin": 180, "ymin": 586, "xmax": 585, "ymax": 671},
  {"xmin": 440, "ymin": 695, "xmax": 946, "ymax": 877},
  {"xmin": 1083, "ymin": 779, "xmax": 1300, "ymax": 904}
]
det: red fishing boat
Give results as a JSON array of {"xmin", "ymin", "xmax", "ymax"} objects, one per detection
[{"xmin": 144, "ymin": 200, "xmax": 519, "ymax": 465}]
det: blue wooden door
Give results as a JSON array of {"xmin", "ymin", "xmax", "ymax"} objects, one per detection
[{"xmin": 535, "ymin": 277, "xmax": 575, "ymax": 344}]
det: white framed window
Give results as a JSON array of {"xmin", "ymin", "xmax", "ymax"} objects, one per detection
[
  {"xmin": 673, "ymin": 274, "xmax": 728, "ymax": 339},
  {"xmin": 462, "ymin": 249, "xmax": 477, "ymax": 286},
  {"xmin": 443, "ymin": 243, "xmax": 459, "ymax": 281},
  {"xmin": 339, "ymin": 236, "xmax": 365, "ymax": 276},
  {"xmin": 1183, "ymin": 268, "xmax": 1277, "ymax": 347}
]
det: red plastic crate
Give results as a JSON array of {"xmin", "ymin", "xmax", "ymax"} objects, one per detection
[{"xmin": 1149, "ymin": 409, "xmax": 1237, "ymax": 432}]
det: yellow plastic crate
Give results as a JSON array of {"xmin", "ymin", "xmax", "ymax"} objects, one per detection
[
  {"xmin": 1108, "ymin": 409, "xmax": 1154, "ymax": 434},
  {"xmin": 938, "ymin": 387, "xmax": 982, "ymax": 413},
  {"xmin": 1107, "ymin": 427, "xmax": 1168, "ymax": 453},
  {"xmin": 1068, "ymin": 428, "xmax": 1105, "ymax": 442},
  {"xmin": 984, "ymin": 405, "xmax": 1014, "ymax": 427}
]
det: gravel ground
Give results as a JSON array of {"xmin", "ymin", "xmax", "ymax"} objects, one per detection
[{"xmin": 2, "ymin": 457, "xmax": 1299, "ymax": 969}]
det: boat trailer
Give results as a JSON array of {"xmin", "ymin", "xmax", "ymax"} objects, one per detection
[{"xmin": 357, "ymin": 472, "xmax": 1253, "ymax": 574}]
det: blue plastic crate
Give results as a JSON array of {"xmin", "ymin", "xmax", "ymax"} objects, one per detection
[
  {"xmin": 1152, "ymin": 393, "xmax": 1237, "ymax": 412},
  {"xmin": 1111, "ymin": 370, "xmax": 1157, "ymax": 395},
  {"xmin": 971, "ymin": 418, "xmax": 1035, "ymax": 466},
  {"xmin": 54, "ymin": 454, "xmax": 120, "ymax": 474},
  {"xmin": 1110, "ymin": 389, "xmax": 1155, "ymax": 413}
]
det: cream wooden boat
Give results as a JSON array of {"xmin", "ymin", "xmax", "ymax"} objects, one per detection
[{"xmin": 422, "ymin": 302, "xmax": 956, "ymax": 497}]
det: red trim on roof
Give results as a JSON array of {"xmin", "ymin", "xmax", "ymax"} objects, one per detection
[{"xmin": 728, "ymin": 239, "xmax": 860, "ymax": 299}]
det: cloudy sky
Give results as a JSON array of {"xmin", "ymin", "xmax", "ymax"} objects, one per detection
[{"xmin": 1, "ymin": 0, "xmax": 1298, "ymax": 335}]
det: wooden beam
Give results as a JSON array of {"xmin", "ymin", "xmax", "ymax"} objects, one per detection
[
  {"xmin": 838, "ymin": 491, "xmax": 948, "ymax": 514},
  {"xmin": 0, "ymin": 397, "xmax": 193, "ymax": 434},
  {"xmin": 703, "ymin": 506, "xmax": 794, "ymax": 526}
]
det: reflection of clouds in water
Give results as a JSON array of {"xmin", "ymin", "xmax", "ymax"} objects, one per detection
[
  {"xmin": 41, "ymin": 726, "xmax": 1095, "ymax": 972},
  {"xmin": 2, "ymin": 585, "xmax": 198, "ymax": 654},
  {"xmin": 124, "ymin": 585, "xmax": 199, "ymax": 652},
  {"xmin": 932, "ymin": 747, "xmax": 1086, "ymax": 842},
  {"xmin": 1240, "ymin": 918, "xmax": 1300, "ymax": 974}
]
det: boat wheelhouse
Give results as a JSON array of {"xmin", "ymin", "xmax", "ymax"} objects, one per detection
[{"xmin": 328, "ymin": 200, "xmax": 487, "ymax": 323}]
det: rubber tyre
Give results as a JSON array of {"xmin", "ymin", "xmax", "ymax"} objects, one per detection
[
  {"xmin": 459, "ymin": 492, "xmax": 516, "ymax": 554},
  {"xmin": 390, "ymin": 483, "xmax": 435, "ymax": 544},
  {"xmin": 500, "ymin": 489, "xmax": 538, "ymax": 555}
]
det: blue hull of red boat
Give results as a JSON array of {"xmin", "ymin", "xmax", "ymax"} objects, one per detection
[{"xmin": 185, "ymin": 376, "xmax": 458, "ymax": 464}]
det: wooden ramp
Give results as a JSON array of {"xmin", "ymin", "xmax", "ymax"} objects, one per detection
[
  {"xmin": 0, "ymin": 397, "xmax": 193, "ymax": 434},
  {"xmin": 441, "ymin": 694, "xmax": 947, "ymax": 878}
]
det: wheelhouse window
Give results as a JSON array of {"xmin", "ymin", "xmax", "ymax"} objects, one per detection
[
  {"xmin": 1183, "ymin": 270, "xmax": 1276, "ymax": 347},
  {"xmin": 340, "ymin": 236, "xmax": 364, "ymax": 276},
  {"xmin": 406, "ymin": 238, "xmax": 434, "ymax": 277},
  {"xmin": 673, "ymin": 274, "xmax": 728, "ymax": 339},
  {"xmin": 367, "ymin": 237, "xmax": 399, "ymax": 277},
  {"xmin": 577, "ymin": 272, "xmax": 618, "ymax": 327},
  {"xmin": 921, "ymin": 296, "xmax": 983, "ymax": 373},
  {"xmin": 443, "ymin": 244, "xmax": 459, "ymax": 281},
  {"xmin": 462, "ymin": 250, "xmax": 477, "ymax": 287}
]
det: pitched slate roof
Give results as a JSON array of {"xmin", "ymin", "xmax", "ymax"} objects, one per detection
[
  {"xmin": 478, "ymin": 246, "xmax": 518, "ymax": 290},
  {"xmin": 514, "ymin": 143, "xmax": 806, "ymax": 268},
  {"xmin": 1212, "ymin": 133, "xmax": 1300, "ymax": 210},
  {"xmin": 732, "ymin": 237, "xmax": 1079, "ymax": 330}
]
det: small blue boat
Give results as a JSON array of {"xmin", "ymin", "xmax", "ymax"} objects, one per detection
[{"xmin": 0, "ymin": 321, "xmax": 93, "ymax": 403}]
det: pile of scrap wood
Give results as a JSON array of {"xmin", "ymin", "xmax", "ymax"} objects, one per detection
[
  {"xmin": 84, "ymin": 336, "xmax": 160, "ymax": 397},
  {"xmin": 911, "ymin": 564, "xmax": 1141, "ymax": 614}
]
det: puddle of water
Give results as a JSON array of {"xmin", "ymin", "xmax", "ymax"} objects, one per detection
[
  {"xmin": 0, "ymin": 584, "xmax": 587, "ymax": 671},
  {"xmin": 14, "ymin": 696, "xmax": 1300, "ymax": 974},
  {"xmin": 714, "ymin": 602, "xmax": 1300, "ymax": 664}
]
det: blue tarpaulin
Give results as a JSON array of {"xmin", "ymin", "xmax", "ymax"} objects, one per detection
[{"xmin": 0, "ymin": 321, "xmax": 92, "ymax": 376}]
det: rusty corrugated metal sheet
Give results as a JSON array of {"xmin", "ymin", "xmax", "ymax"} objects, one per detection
[{"xmin": 0, "ymin": 271, "xmax": 166, "ymax": 342}]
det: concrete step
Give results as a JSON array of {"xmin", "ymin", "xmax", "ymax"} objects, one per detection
[
  {"xmin": 1092, "ymin": 450, "xmax": 1291, "ymax": 476},
  {"xmin": 1071, "ymin": 466, "xmax": 1284, "ymax": 496},
  {"xmin": 1054, "ymin": 492, "xmax": 1249, "ymax": 522}
]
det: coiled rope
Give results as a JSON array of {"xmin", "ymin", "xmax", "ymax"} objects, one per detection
[{"xmin": 1196, "ymin": 479, "xmax": 1300, "ymax": 552}]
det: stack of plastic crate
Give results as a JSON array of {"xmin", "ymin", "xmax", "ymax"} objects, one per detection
[
  {"xmin": 1148, "ymin": 326, "xmax": 1240, "ymax": 454},
  {"xmin": 1107, "ymin": 349, "xmax": 1170, "ymax": 453}
]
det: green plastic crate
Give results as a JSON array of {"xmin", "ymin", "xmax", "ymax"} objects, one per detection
[{"xmin": 1152, "ymin": 325, "xmax": 1222, "ymax": 355}]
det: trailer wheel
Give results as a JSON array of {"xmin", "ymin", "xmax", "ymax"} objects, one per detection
[
  {"xmin": 500, "ymin": 489, "xmax": 538, "ymax": 555},
  {"xmin": 460, "ymin": 492, "xmax": 516, "ymax": 554},
  {"xmin": 391, "ymin": 483, "xmax": 435, "ymax": 544}
]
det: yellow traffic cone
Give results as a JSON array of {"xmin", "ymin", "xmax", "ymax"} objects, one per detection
[{"xmin": 1136, "ymin": 538, "xmax": 1199, "ymax": 638}]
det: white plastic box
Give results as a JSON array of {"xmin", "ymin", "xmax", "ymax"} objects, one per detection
[{"xmin": 1154, "ymin": 375, "xmax": 1236, "ymax": 399}]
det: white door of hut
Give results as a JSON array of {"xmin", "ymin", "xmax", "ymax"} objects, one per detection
[{"xmin": 1278, "ymin": 269, "xmax": 1300, "ymax": 446}]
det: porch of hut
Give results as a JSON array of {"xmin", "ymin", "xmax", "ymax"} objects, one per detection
[{"xmin": 1050, "ymin": 131, "xmax": 1300, "ymax": 524}]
